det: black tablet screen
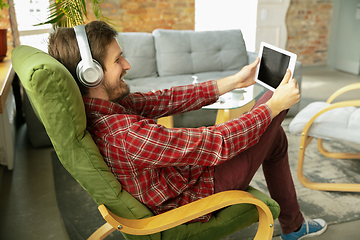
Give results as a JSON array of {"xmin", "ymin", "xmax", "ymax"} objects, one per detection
[{"xmin": 258, "ymin": 46, "xmax": 290, "ymax": 89}]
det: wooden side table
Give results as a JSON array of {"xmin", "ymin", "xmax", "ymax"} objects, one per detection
[{"xmin": 0, "ymin": 57, "xmax": 16, "ymax": 170}]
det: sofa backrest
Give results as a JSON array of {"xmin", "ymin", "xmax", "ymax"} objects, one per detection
[
  {"xmin": 117, "ymin": 32, "xmax": 157, "ymax": 80},
  {"xmin": 153, "ymin": 29, "xmax": 248, "ymax": 77},
  {"xmin": 118, "ymin": 29, "xmax": 248, "ymax": 80}
]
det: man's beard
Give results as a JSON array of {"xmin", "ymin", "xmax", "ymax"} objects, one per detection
[{"xmin": 104, "ymin": 79, "xmax": 130, "ymax": 103}]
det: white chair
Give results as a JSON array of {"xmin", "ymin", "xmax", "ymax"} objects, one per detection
[{"xmin": 289, "ymin": 82, "xmax": 360, "ymax": 192}]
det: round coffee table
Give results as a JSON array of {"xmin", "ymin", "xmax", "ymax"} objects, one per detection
[
  {"xmin": 203, "ymin": 84, "xmax": 265, "ymax": 124},
  {"xmin": 157, "ymin": 84, "xmax": 266, "ymax": 127}
]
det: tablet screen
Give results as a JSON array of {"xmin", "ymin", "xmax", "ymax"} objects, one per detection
[{"xmin": 258, "ymin": 46, "xmax": 290, "ymax": 89}]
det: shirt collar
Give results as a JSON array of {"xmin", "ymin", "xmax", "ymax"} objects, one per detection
[{"xmin": 82, "ymin": 96, "xmax": 125, "ymax": 115}]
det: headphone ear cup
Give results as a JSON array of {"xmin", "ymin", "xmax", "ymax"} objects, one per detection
[
  {"xmin": 74, "ymin": 24, "xmax": 103, "ymax": 88},
  {"xmin": 76, "ymin": 59, "xmax": 104, "ymax": 88}
]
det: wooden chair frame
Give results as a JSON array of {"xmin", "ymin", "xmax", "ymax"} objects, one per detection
[
  {"xmin": 88, "ymin": 190, "xmax": 275, "ymax": 240},
  {"xmin": 297, "ymin": 82, "xmax": 360, "ymax": 192}
]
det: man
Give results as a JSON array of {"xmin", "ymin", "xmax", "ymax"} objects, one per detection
[{"xmin": 48, "ymin": 21, "xmax": 327, "ymax": 240}]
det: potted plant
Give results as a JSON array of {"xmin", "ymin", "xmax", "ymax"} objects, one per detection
[
  {"xmin": 38, "ymin": 0, "xmax": 109, "ymax": 28},
  {"xmin": 0, "ymin": 0, "xmax": 9, "ymax": 61}
]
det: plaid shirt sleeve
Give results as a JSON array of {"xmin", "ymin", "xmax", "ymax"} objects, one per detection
[{"xmin": 119, "ymin": 81, "xmax": 219, "ymax": 119}]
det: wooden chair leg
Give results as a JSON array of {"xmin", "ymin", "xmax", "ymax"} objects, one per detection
[
  {"xmin": 317, "ymin": 138, "xmax": 360, "ymax": 159},
  {"xmin": 88, "ymin": 223, "xmax": 116, "ymax": 240},
  {"xmin": 297, "ymin": 134, "xmax": 360, "ymax": 192},
  {"xmin": 254, "ymin": 205, "xmax": 275, "ymax": 240}
]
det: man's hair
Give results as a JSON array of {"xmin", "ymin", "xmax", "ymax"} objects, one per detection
[{"xmin": 48, "ymin": 21, "xmax": 118, "ymax": 95}]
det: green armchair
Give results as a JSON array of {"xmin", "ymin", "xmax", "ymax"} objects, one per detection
[{"xmin": 11, "ymin": 45, "xmax": 280, "ymax": 240}]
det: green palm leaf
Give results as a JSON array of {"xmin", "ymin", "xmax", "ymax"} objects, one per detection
[{"xmin": 37, "ymin": 0, "xmax": 107, "ymax": 28}]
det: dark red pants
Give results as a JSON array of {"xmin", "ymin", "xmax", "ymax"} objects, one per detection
[{"xmin": 214, "ymin": 91, "xmax": 304, "ymax": 234}]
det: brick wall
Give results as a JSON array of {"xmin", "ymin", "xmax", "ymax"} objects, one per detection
[
  {"xmin": 98, "ymin": 0, "xmax": 332, "ymax": 66},
  {"xmin": 2, "ymin": 0, "xmax": 333, "ymax": 66},
  {"xmin": 0, "ymin": 3, "xmax": 9, "ymax": 29},
  {"xmin": 286, "ymin": 0, "xmax": 333, "ymax": 66},
  {"xmin": 95, "ymin": 0, "xmax": 195, "ymax": 32}
]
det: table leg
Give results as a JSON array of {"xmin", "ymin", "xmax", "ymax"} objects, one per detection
[
  {"xmin": 215, "ymin": 100, "xmax": 255, "ymax": 125},
  {"xmin": 157, "ymin": 115, "xmax": 174, "ymax": 128}
]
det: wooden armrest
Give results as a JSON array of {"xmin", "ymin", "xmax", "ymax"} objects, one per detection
[
  {"xmin": 327, "ymin": 82, "xmax": 360, "ymax": 103},
  {"xmin": 88, "ymin": 222, "xmax": 116, "ymax": 240},
  {"xmin": 98, "ymin": 190, "xmax": 275, "ymax": 239}
]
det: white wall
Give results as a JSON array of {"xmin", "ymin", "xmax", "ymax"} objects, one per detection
[
  {"xmin": 195, "ymin": 0, "xmax": 258, "ymax": 52},
  {"xmin": 256, "ymin": 0, "xmax": 290, "ymax": 51},
  {"xmin": 328, "ymin": 0, "xmax": 360, "ymax": 75}
]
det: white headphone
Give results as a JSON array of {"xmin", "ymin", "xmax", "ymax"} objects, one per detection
[{"xmin": 74, "ymin": 25, "xmax": 103, "ymax": 88}]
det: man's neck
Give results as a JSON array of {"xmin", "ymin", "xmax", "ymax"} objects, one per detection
[{"xmin": 87, "ymin": 86, "xmax": 109, "ymax": 101}]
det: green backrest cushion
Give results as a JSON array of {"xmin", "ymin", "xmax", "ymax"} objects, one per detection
[{"xmin": 11, "ymin": 45, "xmax": 159, "ymax": 240}]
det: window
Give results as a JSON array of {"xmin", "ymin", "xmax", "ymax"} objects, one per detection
[{"xmin": 14, "ymin": 0, "xmax": 51, "ymax": 51}]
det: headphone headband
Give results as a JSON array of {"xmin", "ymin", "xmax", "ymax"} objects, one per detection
[{"xmin": 74, "ymin": 25, "xmax": 103, "ymax": 88}]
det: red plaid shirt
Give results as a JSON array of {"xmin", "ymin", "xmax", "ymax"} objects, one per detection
[{"xmin": 83, "ymin": 80, "xmax": 272, "ymax": 222}]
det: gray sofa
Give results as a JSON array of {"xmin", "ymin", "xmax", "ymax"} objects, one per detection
[
  {"xmin": 119, "ymin": 28, "xmax": 302, "ymax": 127},
  {"xmin": 24, "ymin": 28, "xmax": 302, "ymax": 147}
]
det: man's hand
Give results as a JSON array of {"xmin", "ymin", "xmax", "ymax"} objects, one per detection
[
  {"xmin": 216, "ymin": 57, "xmax": 260, "ymax": 95},
  {"xmin": 232, "ymin": 57, "xmax": 260, "ymax": 89},
  {"xmin": 266, "ymin": 69, "xmax": 300, "ymax": 118}
]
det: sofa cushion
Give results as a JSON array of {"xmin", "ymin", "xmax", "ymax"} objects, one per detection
[
  {"xmin": 117, "ymin": 32, "xmax": 157, "ymax": 79},
  {"xmin": 153, "ymin": 29, "xmax": 248, "ymax": 77}
]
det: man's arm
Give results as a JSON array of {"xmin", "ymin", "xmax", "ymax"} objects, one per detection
[{"xmin": 122, "ymin": 81, "xmax": 219, "ymax": 119}]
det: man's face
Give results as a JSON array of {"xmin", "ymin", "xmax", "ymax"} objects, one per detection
[{"xmin": 102, "ymin": 38, "xmax": 131, "ymax": 103}]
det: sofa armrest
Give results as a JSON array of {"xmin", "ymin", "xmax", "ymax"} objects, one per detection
[
  {"xmin": 293, "ymin": 61, "xmax": 302, "ymax": 86},
  {"xmin": 247, "ymin": 51, "xmax": 258, "ymax": 65}
]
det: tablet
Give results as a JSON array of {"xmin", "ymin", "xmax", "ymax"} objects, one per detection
[{"xmin": 255, "ymin": 42, "xmax": 297, "ymax": 91}]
